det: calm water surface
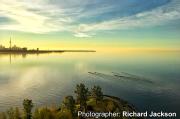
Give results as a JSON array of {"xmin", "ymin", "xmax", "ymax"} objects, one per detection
[{"xmin": 0, "ymin": 51, "xmax": 180, "ymax": 114}]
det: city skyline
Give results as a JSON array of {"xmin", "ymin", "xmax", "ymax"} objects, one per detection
[
  {"xmin": 0, "ymin": 38, "xmax": 28, "ymax": 50},
  {"xmin": 0, "ymin": 0, "xmax": 180, "ymax": 51}
]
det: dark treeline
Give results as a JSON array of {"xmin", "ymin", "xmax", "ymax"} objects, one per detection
[{"xmin": 0, "ymin": 83, "xmax": 138, "ymax": 119}]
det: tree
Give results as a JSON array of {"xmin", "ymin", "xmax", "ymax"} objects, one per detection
[
  {"xmin": 62, "ymin": 96, "xmax": 75, "ymax": 116},
  {"xmin": 23, "ymin": 99, "xmax": 33, "ymax": 119},
  {"xmin": 7, "ymin": 107, "xmax": 14, "ymax": 119},
  {"xmin": 14, "ymin": 107, "xmax": 21, "ymax": 119},
  {"xmin": 38, "ymin": 108, "xmax": 54, "ymax": 119},
  {"xmin": 91, "ymin": 85, "xmax": 103, "ymax": 104},
  {"xmin": 33, "ymin": 109, "xmax": 40, "ymax": 119},
  {"xmin": 6, "ymin": 107, "xmax": 21, "ymax": 119},
  {"xmin": 74, "ymin": 83, "xmax": 89, "ymax": 111}
]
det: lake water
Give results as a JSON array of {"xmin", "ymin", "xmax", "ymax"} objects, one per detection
[{"xmin": 0, "ymin": 51, "xmax": 180, "ymax": 115}]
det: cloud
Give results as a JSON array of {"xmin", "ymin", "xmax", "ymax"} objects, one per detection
[
  {"xmin": 73, "ymin": 32, "xmax": 92, "ymax": 38},
  {"xmin": 73, "ymin": 0, "xmax": 180, "ymax": 37},
  {"xmin": 0, "ymin": 0, "xmax": 71, "ymax": 33},
  {"xmin": 0, "ymin": 0, "xmax": 180, "ymax": 37}
]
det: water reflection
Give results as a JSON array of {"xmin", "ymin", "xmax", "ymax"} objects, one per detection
[
  {"xmin": 0, "ymin": 53, "xmax": 27, "ymax": 64},
  {"xmin": 0, "ymin": 51, "xmax": 180, "ymax": 114},
  {"xmin": 0, "ymin": 52, "xmax": 55, "ymax": 64}
]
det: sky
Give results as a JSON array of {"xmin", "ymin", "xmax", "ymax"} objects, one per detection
[{"xmin": 0, "ymin": 0, "xmax": 180, "ymax": 50}]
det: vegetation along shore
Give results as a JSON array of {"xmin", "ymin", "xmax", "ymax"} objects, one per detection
[{"xmin": 0, "ymin": 83, "xmax": 142, "ymax": 119}]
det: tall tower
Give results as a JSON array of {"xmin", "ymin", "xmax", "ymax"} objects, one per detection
[{"xmin": 9, "ymin": 37, "xmax": 12, "ymax": 50}]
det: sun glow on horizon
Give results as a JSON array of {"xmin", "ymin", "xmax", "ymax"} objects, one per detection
[{"xmin": 0, "ymin": 0, "xmax": 180, "ymax": 50}]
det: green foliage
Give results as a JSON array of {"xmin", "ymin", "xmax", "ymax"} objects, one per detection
[
  {"xmin": 23, "ymin": 99, "xmax": 33, "ymax": 119},
  {"xmin": 91, "ymin": 85, "xmax": 103, "ymax": 104},
  {"xmin": 57, "ymin": 109, "xmax": 73, "ymax": 119},
  {"xmin": 33, "ymin": 108, "xmax": 55, "ymax": 119},
  {"xmin": 62, "ymin": 96, "xmax": 75, "ymax": 116},
  {"xmin": 106, "ymin": 100, "xmax": 116, "ymax": 111},
  {"xmin": 33, "ymin": 109, "xmax": 39, "ymax": 119},
  {"xmin": 6, "ymin": 107, "xmax": 21, "ymax": 119},
  {"xmin": 0, "ymin": 84, "xmax": 139, "ymax": 119},
  {"xmin": 14, "ymin": 107, "xmax": 21, "ymax": 119},
  {"xmin": 74, "ymin": 83, "xmax": 89, "ymax": 111},
  {"xmin": 7, "ymin": 108, "xmax": 14, "ymax": 119}
]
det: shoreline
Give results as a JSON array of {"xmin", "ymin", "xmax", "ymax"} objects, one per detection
[
  {"xmin": 0, "ymin": 83, "xmax": 141, "ymax": 119},
  {"xmin": 0, "ymin": 50, "xmax": 96, "ymax": 55}
]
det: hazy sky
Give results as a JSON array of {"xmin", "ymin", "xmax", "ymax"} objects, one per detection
[{"xmin": 0, "ymin": 0, "xmax": 180, "ymax": 50}]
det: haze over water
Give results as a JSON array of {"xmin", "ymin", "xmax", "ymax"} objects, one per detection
[{"xmin": 0, "ymin": 50, "xmax": 180, "ymax": 114}]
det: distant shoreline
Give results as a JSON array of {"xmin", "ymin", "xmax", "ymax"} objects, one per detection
[{"xmin": 0, "ymin": 50, "xmax": 96, "ymax": 54}]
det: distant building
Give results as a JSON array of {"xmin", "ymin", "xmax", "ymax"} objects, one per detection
[
  {"xmin": 0, "ymin": 45, "xmax": 5, "ymax": 50},
  {"xmin": 22, "ymin": 47, "xmax": 27, "ymax": 51},
  {"xmin": 11, "ymin": 45, "xmax": 21, "ymax": 50},
  {"xmin": 11, "ymin": 45, "xmax": 28, "ymax": 51},
  {"xmin": 0, "ymin": 38, "xmax": 29, "ymax": 51},
  {"xmin": 9, "ymin": 38, "xmax": 12, "ymax": 50}
]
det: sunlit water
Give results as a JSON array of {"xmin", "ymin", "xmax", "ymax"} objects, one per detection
[{"xmin": 0, "ymin": 51, "xmax": 180, "ymax": 115}]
